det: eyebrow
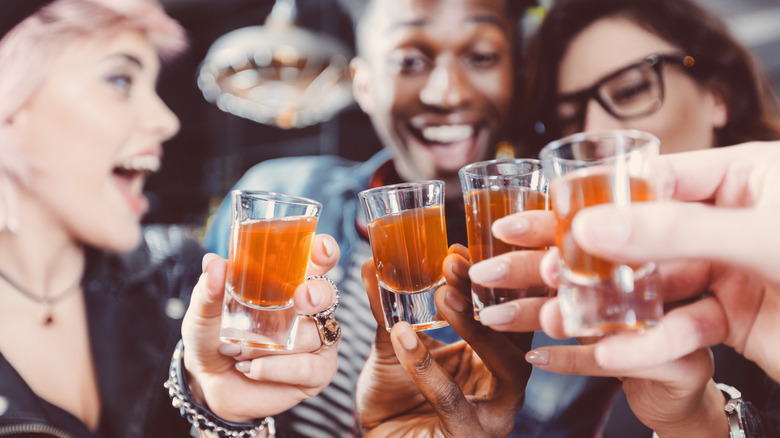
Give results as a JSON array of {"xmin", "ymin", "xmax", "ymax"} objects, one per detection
[
  {"xmin": 105, "ymin": 53, "xmax": 144, "ymax": 69},
  {"xmin": 386, "ymin": 14, "xmax": 509, "ymax": 36}
]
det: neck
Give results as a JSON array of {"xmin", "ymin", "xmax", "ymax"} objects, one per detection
[{"xmin": 0, "ymin": 216, "xmax": 85, "ymax": 301}]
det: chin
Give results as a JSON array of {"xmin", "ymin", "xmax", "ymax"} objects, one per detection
[{"xmin": 84, "ymin": 226, "xmax": 142, "ymax": 254}]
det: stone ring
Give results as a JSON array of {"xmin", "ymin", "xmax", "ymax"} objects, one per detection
[{"xmin": 304, "ymin": 275, "xmax": 342, "ymax": 352}]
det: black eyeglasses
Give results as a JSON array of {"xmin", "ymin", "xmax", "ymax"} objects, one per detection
[{"xmin": 554, "ymin": 54, "xmax": 695, "ymax": 134}]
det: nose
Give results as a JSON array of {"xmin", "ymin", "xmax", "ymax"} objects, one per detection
[
  {"xmin": 144, "ymin": 92, "xmax": 180, "ymax": 142},
  {"xmin": 581, "ymin": 98, "xmax": 622, "ymax": 133},
  {"xmin": 419, "ymin": 55, "xmax": 471, "ymax": 110}
]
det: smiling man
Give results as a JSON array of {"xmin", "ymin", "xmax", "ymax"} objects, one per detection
[
  {"xmin": 203, "ymin": 1, "xmax": 615, "ymax": 437},
  {"xmin": 349, "ymin": 0, "xmax": 517, "ymax": 194}
]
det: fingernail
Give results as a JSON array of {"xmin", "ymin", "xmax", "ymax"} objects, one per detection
[
  {"xmin": 322, "ymin": 238, "xmax": 336, "ymax": 257},
  {"xmin": 445, "ymin": 289, "xmax": 467, "ymax": 312},
  {"xmin": 450, "ymin": 259, "xmax": 470, "ymax": 281},
  {"xmin": 398, "ymin": 324, "xmax": 419, "ymax": 350},
  {"xmin": 307, "ymin": 284, "xmax": 323, "ymax": 307},
  {"xmin": 469, "ymin": 258, "xmax": 509, "ymax": 284},
  {"xmin": 492, "ymin": 216, "xmax": 530, "ymax": 240},
  {"xmin": 201, "ymin": 253, "xmax": 219, "ymax": 272},
  {"xmin": 594, "ymin": 343, "xmax": 617, "ymax": 369},
  {"xmin": 526, "ymin": 349, "xmax": 550, "ymax": 365},
  {"xmin": 573, "ymin": 208, "xmax": 631, "ymax": 252},
  {"xmin": 235, "ymin": 361, "xmax": 250, "ymax": 374},
  {"xmin": 219, "ymin": 343, "xmax": 242, "ymax": 356},
  {"xmin": 479, "ymin": 302, "xmax": 518, "ymax": 326}
]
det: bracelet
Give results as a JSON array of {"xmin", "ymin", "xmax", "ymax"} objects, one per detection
[
  {"xmin": 164, "ymin": 339, "xmax": 276, "ymax": 437},
  {"xmin": 717, "ymin": 383, "xmax": 766, "ymax": 438}
]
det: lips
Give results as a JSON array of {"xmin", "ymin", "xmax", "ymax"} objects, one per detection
[{"xmin": 111, "ymin": 153, "xmax": 162, "ymax": 215}]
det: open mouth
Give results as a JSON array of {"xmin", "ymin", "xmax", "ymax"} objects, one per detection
[{"xmin": 111, "ymin": 155, "xmax": 161, "ymax": 215}]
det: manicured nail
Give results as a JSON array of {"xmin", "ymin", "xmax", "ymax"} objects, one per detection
[
  {"xmin": 573, "ymin": 208, "xmax": 631, "ymax": 252},
  {"xmin": 235, "ymin": 361, "xmax": 250, "ymax": 374},
  {"xmin": 450, "ymin": 259, "xmax": 470, "ymax": 281},
  {"xmin": 322, "ymin": 238, "xmax": 336, "ymax": 257},
  {"xmin": 398, "ymin": 324, "xmax": 419, "ymax": 350},
  {"xmin": 469, "ymin": 258, "xmax": 510, "ymax": 284},
  {"xmin": 492, "ymin": 216, "xmax": 530, "ymax": 240},
  {"xmin": 219, "ymin": 343, "xmax": 242, "ymax": 356},
  {"xmin": 526, "ymin": 349, "xmax": 550, "ymax": 365},
  {"xmin": 479, "ymin": 302, "xmax": 518, "ymax": 326},
  {"xmin": 445, "ymin": 289, "xmax": 467, "ymax": 312},
  {"xmin": 307, "ymin": 284, "xmax": 323, "ymax": 307},
  {"xmin": 201, "ymin": 253, "xmax": 219, "ymax": 272}
]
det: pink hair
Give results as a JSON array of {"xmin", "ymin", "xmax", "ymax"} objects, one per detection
[{"xmin": 0, "ymin": 0, "xmax": 187, "ymax": 231}]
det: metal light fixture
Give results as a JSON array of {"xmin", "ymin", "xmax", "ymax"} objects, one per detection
[{"xmin": 197, "ymin": 0, "xmax": 354, "ymax": 129}]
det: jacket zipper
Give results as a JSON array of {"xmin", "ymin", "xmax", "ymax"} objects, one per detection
[{"xmin": 0, "ymin": 423, "xmax": 74, "ymax": 437}]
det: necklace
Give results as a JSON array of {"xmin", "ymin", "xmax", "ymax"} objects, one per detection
[{"xmin": 0, "ymin": 267, "xmax": 81, "ymax": 326}]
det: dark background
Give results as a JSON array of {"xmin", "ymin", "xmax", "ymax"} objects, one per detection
[
  {"xmin": 147, "ymin": 0, "xmax": 780, "ymax": 227},
  {"xmin": 147, "ymin": 0, "xmax": 381, "ymax": 226}
]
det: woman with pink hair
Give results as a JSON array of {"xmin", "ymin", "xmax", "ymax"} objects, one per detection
[{"xmin": 0, "ymin": 1, "xmax": 341, "ymax": 437}]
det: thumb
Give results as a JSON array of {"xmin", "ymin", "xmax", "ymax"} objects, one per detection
[
  {"xmin": 181, "ymin": 254, "xmax": 227, "ymax": 354},
  {"xmin": 191, "ymin": 253, "xmax": 227, "ymax": 319}
]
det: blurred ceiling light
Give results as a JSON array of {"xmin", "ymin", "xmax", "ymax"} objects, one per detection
[{"xmin": 197, "ymin": 0, "xmax": 354, "ymax": 129}]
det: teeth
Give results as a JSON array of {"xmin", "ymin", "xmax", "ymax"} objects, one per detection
[
  {"xmin": 117, "ymin": 155, "xmax": 161, "ymax": 173},
  {"xmin": 421, "ymin": 125, "xmax": 474, "ymax": 143}
]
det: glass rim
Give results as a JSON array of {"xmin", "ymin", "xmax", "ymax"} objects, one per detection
[
  {"xmin": 459, "ymin": 158, "xmax": 542, "ymax": 177},
  {"xmin": 358, "ymin": 179, "xmax": 444, "ymax": 199},
  {"xmin": 232, "ymin": 189, "xmax": 322, "ymax": 208},
  {"xmin": 540, "ymin": 129, "xmax": 660, "ymax": 161}
]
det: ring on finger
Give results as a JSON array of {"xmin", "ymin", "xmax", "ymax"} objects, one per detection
[{"xmin": 305, "ymin": 275, "xmax": 342, "ymax": 352}]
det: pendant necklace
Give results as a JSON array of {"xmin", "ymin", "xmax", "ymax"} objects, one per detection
[{"xmin": 0, "ymin": 267, "xmax": 81, "ymax": 326}]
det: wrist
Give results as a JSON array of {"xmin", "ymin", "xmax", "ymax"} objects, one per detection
[
  {"xmin": 165, "ymin": 339, "xmax": 276, "ymax": 437},
  {"xmin": 651, "ymin": 380, "xmax": 729, "ymax": 438}
]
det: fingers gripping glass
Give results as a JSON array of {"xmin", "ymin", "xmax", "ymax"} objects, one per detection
[{"xmin": 556, "ymin": 54, "xmax": 694, "ymax": 133}]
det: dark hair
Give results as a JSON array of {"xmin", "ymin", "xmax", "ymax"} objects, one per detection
[
  {"xmin": 337, "ymin": 0, "xmax": 536, "ymax": 32},
  {"xmin": 521, "ymin": 0, "xmax": 780, "ymax": 150}
]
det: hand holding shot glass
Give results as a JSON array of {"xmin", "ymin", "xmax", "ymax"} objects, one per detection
[
  {"xmin": 459, "ymin": 159, "xmax": 549, "ymax": 319},
  {"xmin": 359, "ymin": 181, "xmax": 450, "ymax": 332},
  {"xmin": 221, "ymin": 190, "xmax": 322, "ymax": 350},
  {"xmin": 540, "ymin": 130, "xmax": 664, "ymax": 337}
]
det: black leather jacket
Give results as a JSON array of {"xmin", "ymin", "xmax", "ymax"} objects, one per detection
[{"xmin": 0, "ymin": 225, "xmax": 205, "ymax": 438}]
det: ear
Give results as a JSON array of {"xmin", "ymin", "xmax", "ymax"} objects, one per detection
[
  {"xmin": 707, "ymin": 85, "xmax": 729, "ymax": 129},
  {"xmin": 350, "ymin": 57, "xmax": 375, "ymax": 114}
]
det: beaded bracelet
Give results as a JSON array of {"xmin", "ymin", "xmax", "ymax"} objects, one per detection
[{"xmin": 164, "ymin": 339, "xmax": 276, "ymax": 438}]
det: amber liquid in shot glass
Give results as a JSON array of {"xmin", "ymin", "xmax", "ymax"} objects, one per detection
[
  {"xmin": 368, "ymin": 206, "xmax": 448, "ymax": 293},
  {"xmin": 465, "ymin": 187, "xmax": 549, "ymax": 316},
  {"xmin": 553, "ymin": 171, "xmax": 654, "ymax": 281},
  {"xmin": 226, "ymin": 216, "xmax": 318, "ymax": 308}
]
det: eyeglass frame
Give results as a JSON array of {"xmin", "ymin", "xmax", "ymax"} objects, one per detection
[{"xmin": 554, "ymin": 53, "xmax": 695, "ymax": 131}]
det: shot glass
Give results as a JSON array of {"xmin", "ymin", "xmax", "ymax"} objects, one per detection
[
  {"xmin": 358, "ymin": 181, "xmax": 450, "ymax": 332},
  {"xmin": 539, "ymin": 130, "xmax": 663, "ymax": 337},
  {"xmin": 221, "ymin": 190, "xmax": 321, "ymax": 350},
  {"xmin": 458, "ymin": 159, "xmax": 549, "ymax": 319}
]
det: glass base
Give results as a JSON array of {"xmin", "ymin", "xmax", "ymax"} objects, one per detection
[
  {"xmin": 472, "ymin": 284, "xmax": 549, "ymax": 320},
  {"xmin": 378, "ymin": 277, "xmax": 449, "ymax": 332},
  {"xmin": 558, "ymin": 268, "xmax": 663, "ymax": 337},
  {"xmin": 220, "ymin": 286, "xmax": 299, "ymax": 350}
]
